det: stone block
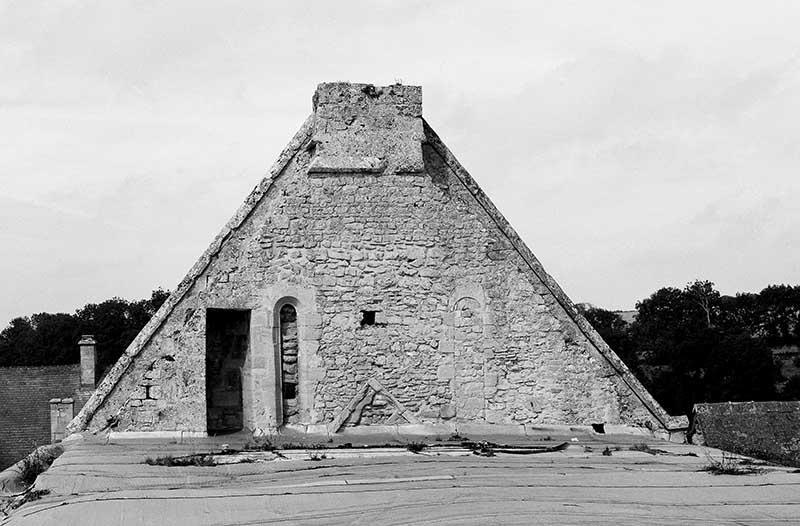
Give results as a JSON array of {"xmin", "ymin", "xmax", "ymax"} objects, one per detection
[
  {"xmin": 436, "ymin": 362, "xmax": 454, "ymax": 382},
  {"xmin": 439, "ymin": 404, "xmax": 456, "ymax": 419}
]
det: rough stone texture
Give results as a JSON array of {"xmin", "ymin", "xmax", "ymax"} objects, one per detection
[
  {"xmin": 309, "ymin": 83, "xmax": 424, "ymax": 175},
  {"xmin": 693, "ymin": 401, "xmax": 800, "ymax": 466},
  {"xmin": 49, "ymin": 398, "xmax": 74, "ymax": 443},
  {"xmin": 70, "ymin": 82, "xmax": 683, "ymax": 437},
  {"xmin": 279, "ymin": 304, "xmax": 300, "ymax": 423},
  {"xmin": 0, "ymin": 365, "xmax": 90, "ymax": 469}
]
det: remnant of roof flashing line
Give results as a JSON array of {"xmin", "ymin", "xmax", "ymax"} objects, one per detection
[
  {"xmin": 421, "ymin": 120, "xmax": 676, "ymax": 430},
  {"xmin": 65, "ymin": 116, "xmax": 315, "ymax": 435}
]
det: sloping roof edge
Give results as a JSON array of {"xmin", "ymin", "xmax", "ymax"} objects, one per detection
[
  {"xmin": 66, "ymin": 111, "xmax": 687, "ymax": 435},
  {"xmin": 422, "ymin": 120, "xmax": 688, "ymax": 431},
  {"xmin": 65, "ymin": 115, "xmax": 315, "ymax": 435}
]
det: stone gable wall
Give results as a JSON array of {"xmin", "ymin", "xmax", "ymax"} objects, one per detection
[{"xmin": 85, "ymin": 130, "xmax": 660, "ymax": 434}]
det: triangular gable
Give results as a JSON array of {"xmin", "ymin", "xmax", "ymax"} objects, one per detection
[{"xmin": 68, "ymin": 87, "xmax": 687, "ymax": 436}]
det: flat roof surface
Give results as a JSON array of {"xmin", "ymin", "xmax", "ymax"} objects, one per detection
[{"xmin": 4, "ymin": 430, "xmax": 800, "ymax": 525}]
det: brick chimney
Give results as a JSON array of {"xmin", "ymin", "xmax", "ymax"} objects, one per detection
[
  {"xmin": 78, "ymin": 335, "xmax": 97, "ymax": 388},
  {"xmin": 308, "ymin": 82, "xmax": 424, "ymax": 176}
]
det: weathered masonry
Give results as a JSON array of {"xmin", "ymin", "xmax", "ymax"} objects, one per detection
[{"xmin": 67, "ymin": 82, "xmax": 688, "ymax": 439}]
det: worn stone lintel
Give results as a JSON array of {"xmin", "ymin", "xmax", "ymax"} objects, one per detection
[{"xmin": 308, "ymin": 155, "xmax": 385, "ymax": 175}]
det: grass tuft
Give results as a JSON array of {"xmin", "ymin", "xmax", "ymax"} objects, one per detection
[
  {"xmin": 145, "ymin": 454, "xmax": 215, "ymax": 467},
  {"xmin": 306, "ymin": 451, "xmax": 327, "ymax": 461},
  {"xmin": 700, "ymin": 452, "xmax": 763, "ymax": 476},
  {"xmin": 462, "ymin": 440, "xmax": 496, "ymax": 457},
  {"xmin": 630, "ymin": 443, "xmax": 658, "ymax": 455},
  {"xmin": 243, "ymin": 437, "xmax": 274, "ymax": 452}
]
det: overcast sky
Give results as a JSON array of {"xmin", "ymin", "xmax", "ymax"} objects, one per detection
[{"xmin": 1, "ymin": 0, "xmax": 799, "ymax": 324}]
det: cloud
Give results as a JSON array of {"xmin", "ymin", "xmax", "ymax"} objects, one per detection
[{"xmin": 1, "ymin": 0, "xmax": 800, "ymax": 321}]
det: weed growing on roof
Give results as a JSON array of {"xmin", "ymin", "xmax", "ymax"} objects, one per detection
[
  {"xmin": 738, "ymin": 458, "xmax": 772, "ymax": 466},
  {"xmin": 16, "ymin": 445, "xmax": 63, "ymax": 487},
  {"xmin": 630, "ymin": 443, "xmax": 658, "ymax": 455},
  {"xmin": 18, "ymin": 457, "xmax": 40, "ymax": 487},
  {"xmin": 145, "ymin": 454, "xmax": 215, "ymax": 467},
  {"xmin": 280, "ymin": 442, "xmax": 326, "ymax": 450},
  {"xmin": 243, "ymin": 436, "xmax": 274, "ymax": 452},
  {"xmin": 405, "ymin": 442, "xmax": 426, "ymax": 454},
  {"xmin": 0, "ymin": 489, "xmax": 51, "ymax": 516},
  {"xmin": 463, "ymin": 440, "xmax": 496, "ymax": 457},
  {"xmin": 629, "ymin": 443, "xmax": 698, "ymax": 457},
  {"xmin": 306, "ymin": 451, "xmax": 327, "ymax": 461},
  {"xmin": 700, "ymin": 452, "xmax": 763, "ymax": 475}
]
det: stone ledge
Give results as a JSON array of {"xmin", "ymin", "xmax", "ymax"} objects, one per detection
[{"xmin": 107, "ymin": 431, "xmax": 207, "ymax": 442}]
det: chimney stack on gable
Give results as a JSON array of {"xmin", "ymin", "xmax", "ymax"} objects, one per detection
[
  {"xmin": 308, "ymin": 82, "xmax": 425, "ymax": 176},
  {"xmin": 78, "ymin": 335, "xmax": 97, "ymax": 388}
]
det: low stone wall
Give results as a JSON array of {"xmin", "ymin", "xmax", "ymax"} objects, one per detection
[{"xmin": 693, "ymin": 401, "xmax": 800, "ymax": 466}]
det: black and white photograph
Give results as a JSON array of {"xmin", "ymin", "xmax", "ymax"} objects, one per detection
[{"xmin": 1, "ymin": 1, "xmax": 799, "ymax": 523}]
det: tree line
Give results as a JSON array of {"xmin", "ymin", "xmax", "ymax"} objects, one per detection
[
  {"xmin": 579, "ymin": 281, "xmax": 800, "ymax": 416},
  {"xmin": 1, "ymin": 281, "xmax": 798, "ymax": 417},
  {"xmin": 0, "ymin": 289, "xmax": 169, "ymax": 376}
]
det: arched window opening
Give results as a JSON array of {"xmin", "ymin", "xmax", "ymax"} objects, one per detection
[{"xmin": 279, "ymin": 304, "xmax": 299, "ymax": 424}]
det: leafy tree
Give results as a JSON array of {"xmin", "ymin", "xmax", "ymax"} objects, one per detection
[
  {"xmin": 716, "ymin": 293, "xmax": 759, "ymax": 335},
  {"xmin": 0, "ymin": 317, "xmax": 36, "ymax": 367},
  {"xmin": 631, "ymin": 286, "xmax": 707, "ymax": 366},
  {"xmin": 626, "ymin": 280, "xmax": 782, "ymax": 415},
  {"xmin": 705, "ymin": 333, "xmax": 776, "ymax": 402},
  {"xmin": 578, "ymin": 305, "xmax": 636, "ymax": 367},
  {"xmin": 29, "ymin": 312, "xmax": 83, "ymax": 365},
  {"xmin": 754, "ymin": 285, "xmax": 800, "ymax": 346},
  {"xmin": 0, "ymin": 289, "xmax": 169, "ymax": 373},
  {"xmin": 76, "ymin": 288, "xmax": 171, "ymax": 375},
  {"xmin": 684, "ymin": 280, "xmax": 720, "ymax": 329}
]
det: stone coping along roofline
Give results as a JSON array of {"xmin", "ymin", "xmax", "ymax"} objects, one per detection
[
  {"xmin": 422, "ymin": 121, "xmax": 687, "ymax": 432},
  {"xmin": 65, "ymin": 115, "xmax": 315, "ymax": 436},
  {"xmin": 66, "ymin": 84, "xmax": 687, "ymax": 436}
]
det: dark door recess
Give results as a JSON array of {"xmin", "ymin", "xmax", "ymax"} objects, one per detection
[{"xmin": 206, "ymin": 309, "xmax": 250, "ymax": 434}]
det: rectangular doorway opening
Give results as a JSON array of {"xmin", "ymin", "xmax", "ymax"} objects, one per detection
[{"xmin": 206, "ymin": 308, "xmax": 250, "ymax": 435}]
